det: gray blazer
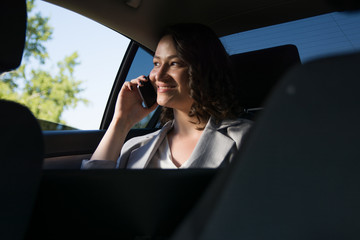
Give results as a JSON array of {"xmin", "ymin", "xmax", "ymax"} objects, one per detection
[{"xmin": 82, "ymin": 117, "xmax": 252, "ymax": 169}]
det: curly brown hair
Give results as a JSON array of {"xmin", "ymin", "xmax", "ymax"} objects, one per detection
[{"xmin": 160, "ymin": 23, "xmax": 243, "ymax": 126}]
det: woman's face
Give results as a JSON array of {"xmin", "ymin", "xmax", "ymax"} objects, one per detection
[{"xmin": 149, "ymin": 35, "xmax": 193, "ymax": 112}]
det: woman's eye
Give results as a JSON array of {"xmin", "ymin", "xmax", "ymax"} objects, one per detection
[{"xmin": 153, "ymin": 62, "xmax": 160, "ymax": 67}]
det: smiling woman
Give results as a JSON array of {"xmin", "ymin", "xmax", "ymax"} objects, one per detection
[
  {"xmin": 151, "ymin": 35, "xmax": 193, "ymax": 113},
  {"xmin": 82, "ymin": 23, "xmax": 252, "ymax": 169},
  {"xmin": 158, "ymin": 24, "xmax": 245, "ymax": 126}
]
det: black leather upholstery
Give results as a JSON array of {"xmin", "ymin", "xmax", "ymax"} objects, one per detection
[
  {"xmin": 230, "ymin": 45, "xmax": 301, "ymax": 109},
  {"xmin": 171, "ymin": 52, "xmax": 360, "ymax": 239},
  {"xmin": 0, "ymin": 100, "xmax": 44, "ymax": 240},
  {"xmin": 0, "ymin": 1, "xmax": 44, "ymax": 239}
]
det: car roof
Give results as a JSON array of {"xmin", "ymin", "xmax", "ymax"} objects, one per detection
[{"xmin": 44, "ymin": 0, "xmax": 335, "ymax": 51}]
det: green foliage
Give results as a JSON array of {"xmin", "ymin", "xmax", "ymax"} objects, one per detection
[
  {"xmin": 24, "ymin": 0, "xmax": 53, "ymax": 63},
  {"xmin": 0, "ymin": 0, "xmax": 87, "ymax": 126}
]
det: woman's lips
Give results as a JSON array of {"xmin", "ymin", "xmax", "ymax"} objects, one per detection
[{"xmin": 157, "ymin": 85, "xmax": 176, "ymax": 93}]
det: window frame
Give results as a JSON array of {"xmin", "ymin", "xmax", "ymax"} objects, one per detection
[{"xmin": 100, "ymin": 41, "xmax": 160, "ymax": 130}]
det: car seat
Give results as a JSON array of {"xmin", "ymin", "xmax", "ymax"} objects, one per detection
[
  {"xmin": 0, "ymin": 1, "xmax": 44, "ymax": 239},
  {"xmin": 230, "ymin": 44, "xmax": 301, "ymax": 119},
  {"xmin": 171, "ymin": 51, "xmax": 360, "ymax": 239}
]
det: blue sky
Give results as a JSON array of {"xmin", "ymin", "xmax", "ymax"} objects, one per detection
[{"xmin": 35, "ymin": 0, "xmax": 130, "ymax": 129}]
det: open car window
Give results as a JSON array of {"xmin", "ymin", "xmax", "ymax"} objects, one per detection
[{"xmin": 0, "ymin": 0, "xmax": 130, "ymax": 130}]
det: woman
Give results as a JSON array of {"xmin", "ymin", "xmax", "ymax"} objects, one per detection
[{"xmin": 82, "ymin": 23, "xmax": 252, "ymax": 169}]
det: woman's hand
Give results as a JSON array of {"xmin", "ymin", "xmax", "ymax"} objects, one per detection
[
  {"xmin": 112, "ymin": 75, "xmax": 158, "ymax": 129},
  {"xmin": 90, "ymin": 76, "xmax": 157, "ymax": 162}
]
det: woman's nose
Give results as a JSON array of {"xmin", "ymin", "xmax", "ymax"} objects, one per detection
[{"xmin": 154, "ymin": 65, "xmax": 169, "ymax": 81}]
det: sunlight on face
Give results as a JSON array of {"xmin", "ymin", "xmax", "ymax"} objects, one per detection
[{"xmin": 150, "ymin": 35, "xmax": 193, "ymax": 112}]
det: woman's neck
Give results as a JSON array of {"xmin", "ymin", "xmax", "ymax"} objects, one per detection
[
  {"xmin": 166, "ymin": 109, "xmax": 207, "ymax": 167},
  {"xmin": 172, "ymin": 109, "xmax": 206, "ymax": 136}
]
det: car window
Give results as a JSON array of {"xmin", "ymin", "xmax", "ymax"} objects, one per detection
[
  {"xmin": 221, "ymin": 12, "xmax": 360, "ymax": 62},
  {"xmin": 0, "ymin": 0, "xmax": 130, "ymax": 130},
  {"xmin": 125, "ymin": 47, "xmax": 154, "ymax": 81},
  {"xmin": 125, "ymin": 46, "xmax": 158, "ymax": 128}
]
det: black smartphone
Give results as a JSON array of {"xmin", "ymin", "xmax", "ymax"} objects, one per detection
[{"xmin": 137, "ymin": 76, "xmax": 157, "ymax": 108}]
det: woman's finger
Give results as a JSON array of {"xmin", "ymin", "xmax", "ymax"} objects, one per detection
[
  {"xmin": 130, "ymin": 75, "xmax": 148, "ymax": 86},
  {"xmin": 122, "ymin": 81, "xmax": 134, "ymax": 91}
]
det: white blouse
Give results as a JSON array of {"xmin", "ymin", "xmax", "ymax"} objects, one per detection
[{"xmin": 147, "ymin": 136, "xmax": 192, "ymax": 169}]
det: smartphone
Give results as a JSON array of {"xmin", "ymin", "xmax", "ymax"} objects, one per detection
[{"xmin": 137, "ymin": 76, "xmax": 157, "ymax": 108}]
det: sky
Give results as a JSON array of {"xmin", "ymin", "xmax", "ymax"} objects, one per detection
[{"xmin": 34, "ymin": 0, "xmax": 130, "ymax": 130}]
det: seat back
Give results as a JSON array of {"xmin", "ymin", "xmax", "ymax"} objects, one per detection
[
  {"xmin": 26, "ymin": 169, "xmax": 216, "ymax": 239},
  {"xmin": 0, "ymin": 101, "xmax": 44, "ymax": 240},
  {"xmin": 171, "ymin": 52, "xmax": 360, "ymax": 239},
  {"xmin": 230, "ymin": 45, "xmax": 300, "ymax": 110},
  {"xmin": 0, "ymin": 1, "xmax": 44, "ymax": 239}
]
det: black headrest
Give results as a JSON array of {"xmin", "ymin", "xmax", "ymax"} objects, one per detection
[
  {"xmin": 0, "ymin": 1, "xmax": 27, "ymax": 73},
  {"xmin": 327, "ymin": 0, "xmax": 360, "ymax": 11},
  {"xmin": 230, "ymin": 45, "xmax": 300, "ymax": 109}
]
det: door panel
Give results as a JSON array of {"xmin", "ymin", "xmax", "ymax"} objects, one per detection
[
  {"xmin": 43, "ymin": 128, "xmax": 159, "ymax": 169},
  {"xmin": 43, "ymin": 130, "xmax": 105, "ymax": 169}
]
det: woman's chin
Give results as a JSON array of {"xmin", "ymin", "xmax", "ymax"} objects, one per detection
[
  {"xmin": 156, "ymin": 97, "xmax": 174, "ymax": 108},
  {"xmin": 157, "ymin": 100, "xmax": 169, "ymax": 108}
]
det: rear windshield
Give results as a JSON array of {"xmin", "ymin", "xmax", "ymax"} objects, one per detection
[{"xmin": 221, "ymin": 11, "xmax": 360, "ymax": 62}]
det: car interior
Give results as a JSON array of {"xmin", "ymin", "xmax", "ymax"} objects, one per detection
[
  {"xmin": 171, "ymin": 48, "xmax": 360, "ymax": 240},
  {"xmin": 1, "ymin": 0, "xmax": 359, "ymax": 239}
]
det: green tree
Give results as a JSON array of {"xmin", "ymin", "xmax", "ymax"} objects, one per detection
[{"xmin": 0, "ymin": 0, "xmax": 87, "ymax": 125}]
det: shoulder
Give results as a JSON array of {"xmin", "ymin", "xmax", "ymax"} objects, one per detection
[
  {"xmin": 209, "ymin": 117, "xmax": 252, "ymax": 132},
  {"xmin": 209, "ymin": 117, "xmax": 253, "ymax": 149}
]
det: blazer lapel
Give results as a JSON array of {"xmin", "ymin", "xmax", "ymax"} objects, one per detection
[
  {"xmin": 126, "ymin": 121, "xmax": 173, "ymax": 168},
  {"xmin": 185, "ymin": 117, "xmax": 239, "ymax": 168}
]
